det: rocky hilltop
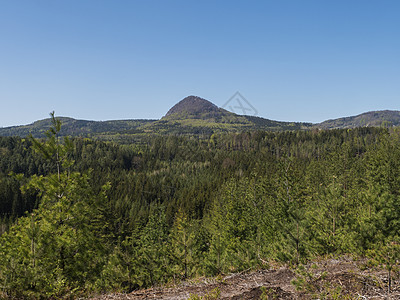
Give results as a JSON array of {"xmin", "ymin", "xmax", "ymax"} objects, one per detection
[{"xmin": 165, "ymin": 95, "xmax": 224, "ymax": 117}]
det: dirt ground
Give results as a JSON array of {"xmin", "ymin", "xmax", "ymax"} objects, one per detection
[{"xmin": 93, "ymin": 257, "xmax": 400, "ymax": 299}]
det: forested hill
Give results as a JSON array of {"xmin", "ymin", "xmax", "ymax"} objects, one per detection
[
  {"xmin": 0, "ymin": 96, "xmax": 311, "ymax": 140},
  {"xmin": 146, "ymin": 95, "xmax": 311, "ymax": 134},
  {"xmin": 0, "ymin": 96, "xmax": 398, "ymax": 140},
  {"xmin": 0, "ymin": 117, "xmax": 155, "ymax": 140},
  {"xmin": 317, "ymin": 110, "xmax": 400, "ymax": 129}
]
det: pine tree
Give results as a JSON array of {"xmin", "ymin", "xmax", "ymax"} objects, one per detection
[
  {"xmin": 170, "ymin": 208, "xmax": 194, "ymax": 279},
  {"xmin": 0, "ymin": 113, "xmax": 110, "ymax": 297}
]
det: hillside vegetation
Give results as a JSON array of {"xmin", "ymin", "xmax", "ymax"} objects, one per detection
[
  {"xmin": 318, "ymin": 110, "xmax": 400, "ymax": 129},
  {"xmin": 1, "ymin": 97, "xmax": 398, "ymax": 140},
  {"xmin": 0, "ymin": 96, "xmax": 313, "ymax": 140},
  {"xmin": 1, "ymin": 113, "xmax": 400, "ymax": 298}
]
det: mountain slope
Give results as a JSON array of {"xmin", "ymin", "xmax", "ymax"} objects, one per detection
[
  {"xmin": 0, "ymin": 117, "xmax": 155, "ymax": 138},
  {"xmin": 143, "ymin": 96, "xmax": 310, "ymax": 134},
  {"xmin": 317, "ymin": 110, "xmax": 400, "ymax": 129},
  {"xmin": 1, "ymin": 96, "xmax": 398, "ymax": 140},
  {"xmin": 165, "ymin": 95, "xmax": 223, "ymax": 117}
]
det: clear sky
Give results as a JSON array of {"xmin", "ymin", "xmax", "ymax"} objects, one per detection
[{"xmin": 1, "ymin": 0, "xmax": 399, "ymax": 127}]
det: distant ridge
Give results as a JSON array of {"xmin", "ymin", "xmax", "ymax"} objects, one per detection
[
  {"xmin": 0, "ymin": 95, "xmax": 398, "ymax": 142},
  {"xmin": 0, "ymin": 117, "xmax": 154, "ymax": 138},
  {"xmin": 317, "ymin": 110, "xmax": 400, "ymax": 129}
]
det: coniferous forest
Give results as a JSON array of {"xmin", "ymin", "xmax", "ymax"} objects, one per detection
[{"xmin": 1, "ymin": 114, "xmax": 400, "ymax": 298}]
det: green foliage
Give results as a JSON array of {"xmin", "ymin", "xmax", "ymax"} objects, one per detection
[
  {"xmin": 187, "ymin": 287, "xmax": 221, "ymax": 300},
  {"xmin": 0, "ymin": 113, "xmax": 110, "ymax": 298},
  {"xmin": 291, "ymin": 264, "xmax": 325, "ymax": 293},
  {"xmin": 170, "ymin": 209, "xmax": 195, "ymax": 279},
  {"xmin": 260, "ymin": 286, "xmax": 284, "ymax": 300},
  {"xmin": 135, "ymin": 205, "xmax": 172, "ymax": 287},
  {"xmin": 367, "ymin": 240, "xmax": 400, "ymax": 293},
  {"xmin": 2, "ymin": 118, "xmax": 400, "ymax": 298},
  {"xmin": 205, "ymin": 177, "xmax": 264, "ymax": 274}
]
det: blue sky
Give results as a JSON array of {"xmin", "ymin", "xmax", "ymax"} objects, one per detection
[{"xmin": 1, "ymin": 0, "xmax": 399, "ymax": 127}]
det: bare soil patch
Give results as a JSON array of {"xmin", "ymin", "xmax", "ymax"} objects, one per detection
[{"xmin": 93, "ymin": 257, "xmax": 400, "ymax": 299}]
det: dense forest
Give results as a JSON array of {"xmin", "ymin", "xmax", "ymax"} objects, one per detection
[{"xmin": 1, "ymin": 114, "xmax": 400, "ymax": 298}]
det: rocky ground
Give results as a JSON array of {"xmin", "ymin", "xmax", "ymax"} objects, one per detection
[{"xmin": 92, "ymin": 257, "xmax": 400, "ymax": 299}]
